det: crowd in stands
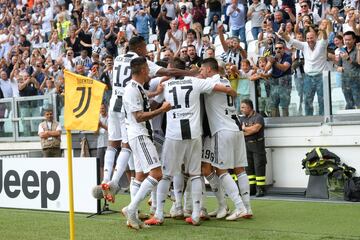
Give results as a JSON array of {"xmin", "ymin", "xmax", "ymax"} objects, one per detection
[{"xmin": 0, "ymin": 0, "xmax": 360, "ymax": 122}]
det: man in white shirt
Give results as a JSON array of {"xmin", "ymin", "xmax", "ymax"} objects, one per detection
[
  {"xmin": 226, "ymin": 0, "xmax": 246, "ymax": 48},
  {"xmin": 122, "ymin": 57, "xmax": 171, "ymax": 230},
  {"xmin": 279, "ymin": 26, "xmax": 327, "ymax": 116},
  {"xmin": 0, "ymin": 71, "xmax": 14, "ymax": 98}
]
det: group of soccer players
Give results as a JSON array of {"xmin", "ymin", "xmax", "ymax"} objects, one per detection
[{"xmin": 93, "ymin": 36, "xmax": 253, "ymax": 229}]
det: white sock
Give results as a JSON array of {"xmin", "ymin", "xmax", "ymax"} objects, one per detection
[
  {"xmin": 155, "ymin": 175, "xmax": 172, "ymax": 220},
  {"xmin": 151, "ymin": 186, "xmax": 157, "ymax": 209},
  {"xmin": 190, "ymin": 176, "xmax": 202, "ymax": 220},
  {"xmin": 206, "ymin": 172, "xmax": 226, "ymax": 209},
  {"xmin": 184, "ymin": 177, "xmax": 192, "ymax": 211},
  {"xmin": 237, "ymin": 172, "xmax": 251, "ymax": 211},
  {"xmin": 173, "ymin": 174, "xmax": 184, "ymax": 209},
  {"xmin": 110, "ymin": 148, "xmax": 131, "ymax": 185},
  {"xmin": 103, "ymin": 146, "xmax": 117, "ymax": 182},
  {"xmin": 201, "ymin": 177, "xmax": 206, "ymax": 209},
  {"xmin": 219, "ymin": 173, "xmax": 245, "ymax": 211},
  {"xmin": 130, "ymin": 177, "xmax": 141, "ymax": 201},
  {"xmin": 128, "ymin": 176, "xmax": 158, "ymax": 211}
]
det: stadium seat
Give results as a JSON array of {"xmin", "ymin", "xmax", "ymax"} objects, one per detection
[
  {"xmin": 203, "ymin": 26, "xmax": 211, "ymax": 35},
  {"xmin": 245, "ymin": 21, "xmax": 254, "ymax": 42},
  {"xmin": 146, "ymin": 43, "xmax": 156, "ymax": 52},
  {"xmin": 214, "ymin": 33, "xmax": 229, "ymax": 46},
  {"xmin": 149, "ymin": 34, "xmax": 158, "ymax": 44},
  {"xmin": 222, "ymin": 24, "xmax": 228, "ymax": 32}
]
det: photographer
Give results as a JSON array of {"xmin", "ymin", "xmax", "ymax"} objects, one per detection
[{"xmin": 265, "ymin": 41, "xmax": 292, "ymax": 117}]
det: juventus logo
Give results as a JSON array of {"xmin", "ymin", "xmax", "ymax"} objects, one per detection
[{"xmin": 73, "ymin": 87, "xmax": 92, "ymax": 118}]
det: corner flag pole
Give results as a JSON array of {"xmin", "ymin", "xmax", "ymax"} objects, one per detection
[{"xmin": 66, "ymin": 130, "xmax": 75, "ymax": 240}]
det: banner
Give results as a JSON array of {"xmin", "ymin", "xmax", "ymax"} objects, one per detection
[
  {"xmin": 0, "ymin": 158, "xmax": 97, "ymax": 213},
  {"xmin": 64, "ymin": 70, "xmax": 106, "ymax": 131}
]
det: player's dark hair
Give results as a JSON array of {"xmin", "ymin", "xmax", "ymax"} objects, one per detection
[
  {"xmin": 171, "ymin": 57, "xmax": 186, "ymax": 70},
  {"xmin": 129, "ymin": 36, "xmax": 145, "ymax": 52},
  {"xmin": 155, "ymin": 60, "xmax": 168, "ymax": 68},
  {"xmin": 130, "ymin": 56, "xmax": 147, "ymax": 75},
  {"xmin": 202, "ymin": 58, "xmax": 219, "ymax": 71},
  {"xmin": 241, "ymin": 99, "xmax": 254, "ymax": 109}
]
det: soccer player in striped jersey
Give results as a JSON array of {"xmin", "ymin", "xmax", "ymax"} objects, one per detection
[
  {"xmin": 99, "ymin": 36, "xmax": 197, "ymax": 203},
  {"xmin": 145, "ymin": 58, "xmax": 237, "ymax": 226},
  {"xmin": 121, "ymin": 57, "xmax": 172, "ymax": 230},
  {"xmin": 201, "ymin": 58, "xmax": 252, "ymax": 220}
]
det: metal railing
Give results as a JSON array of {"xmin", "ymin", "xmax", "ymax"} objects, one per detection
[
  {"xmin": 1, "ymin": 71, "xmax": 360, "ymax": 142},
  {"xmin": 0, "ymin": 94, "xmax": 58, "ymax": 142}
]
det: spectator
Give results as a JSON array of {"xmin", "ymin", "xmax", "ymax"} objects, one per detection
[
  {"xmin": 157, "ymin": 8, "xmax": 172, "ymax": 46},
  {"xmin": 0, "ymin": 71, "xmax": 14, "ymax": 98},
  {"xmin": 56, "ymin": 12, "xmax": 71, "ymax": 40},
  {"xmin": 247, "ymin": 0, "xmax": 267, "ymax": 40},
  {"xmin": 77, "ymin": 20, "xmax": 93, "ymax": 57},
  {"xmin": 240, "ymin": 99, "xmax": 267, "ymax": 197},
  {"xmin": 96, "ymin": 103, "xmax": 108, "ymax": 181},
  {"xmin": 266, "ymin": 41, "xmax": 292, "ymax": 117},
  {"xmin": 119, "ymin": 16, "xmax": 137, "ymax": 42},
  {"xmin": 206, "ymin": 0, "xmax": 222, "ymax": 26},
  {"xmin": 162, "ymin": 0, "xmax": 177, "ymax": 20},
  {"xmin": 226, "ymin": 0, "xmax": 246, "ymax": 48},
  {"xmin": 148, "ymin": 0, "xmax": 161, "ymax": 34},
  {"xmin": 192, "ymin": 0, "xmax": 206, "ymax": 28},
  {"xmin": 38, "ymin": 107, "xmax": 62, "ymax": 157},
  {"xmin": 182, "ymin": 28, "xmax": 201, "ymax": 51},
  {"xmin": 164, "ymin": 19, "xmax": 182, "ymax": 52},
  {"xmin": 178, "ymin": 5, "xmax": 192, "ymax": 32},
  {"xmin": 209, "ymin": 14, "xmax": 222, "ymax": 39},
  {"xmin": 337, "ymin": 31, "xmax": 360, "ymax": 109},
  {"xmin": 18, "ymin": 72, "xmax": 40, "ymax": 136},
  {"xmin": 280, "ymin": 25, "xmax": 328, "ymax": 116},
  {"xmin": 134, "ymin": 7, "xmax": 151, "ymax": 43},
  {"xmin": 74, "ymin": 49, "xmax": 92, "ymax": 71},
  {"xmin": 185, "ymin": 44, "xmax": 202, "ymax": 69},
  {"xmin": 48, "ymin": 32, "xmax": 64, "ymax": 61}
]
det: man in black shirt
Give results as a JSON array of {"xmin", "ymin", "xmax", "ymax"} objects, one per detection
[
  {"xmin": 239, "ymin": 99, "xmax": 267, "ymax": 197},
  {"xmin": 148, "ymin": 0, "xmax": 161, "ymax": 34}
]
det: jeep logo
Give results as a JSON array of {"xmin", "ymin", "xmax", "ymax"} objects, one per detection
[{"xmin": 0, "ymin": 160, "xmax": 61, "ymax": 208}]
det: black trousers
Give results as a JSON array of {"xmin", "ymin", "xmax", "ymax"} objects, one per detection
[{"xmin": 245, "ymin": 140, "xmax": 267, "ymax": 188}]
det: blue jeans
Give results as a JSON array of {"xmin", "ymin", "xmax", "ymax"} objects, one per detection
[
  {"xmin": 231, "ymin": 27, "xmax": 246, "ymax": 48},
  {"xmin": 139, "ymin": 32, "xmax": 149, "ymax": 44},
  {"xmin": 223, "ymin": 4, "xmax": 230, "ymax": 25},
  {"xmin": 304, "ymin": 73, "xmax": 324, "ymax": 116},
  {"xmin": 149, "ymin": 16, "xmax": 156, "ymax": 34},
  {"xmin": 342, "ymin": 75, "xmax": 360, "ymax": 109},
  {"xmin": 251, "ymin": 27, "xmax": 262, "ymax": 40}
]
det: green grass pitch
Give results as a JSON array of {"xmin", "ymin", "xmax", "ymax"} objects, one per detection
[{"xmin": 1, "ymin": 194, "xmax": 360, "ymax": 240}]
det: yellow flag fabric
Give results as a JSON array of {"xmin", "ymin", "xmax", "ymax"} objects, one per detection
[{"xmin": 64, "ymin": 70, "xmax": 106, "ymax": 131}]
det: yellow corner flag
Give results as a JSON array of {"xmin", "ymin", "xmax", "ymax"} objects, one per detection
[
  {"xmin": 63, "ymin": 70, "xmax": 106, "ymax": 240},
  {"xmin": 64, "ymin": 70, "xmax": 106, "ymax": 131}
]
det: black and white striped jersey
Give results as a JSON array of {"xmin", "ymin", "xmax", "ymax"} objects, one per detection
[
  {"xmin": 204, "ymin": 74, "xmax": 241, "ymax": 134},
  {"xmin": 155, "ymin": 77, "xmax": 216, "ymax": 140},
  {"xmin": 123, "ymin": 80, "xmax": 153, "ymax": 140}
]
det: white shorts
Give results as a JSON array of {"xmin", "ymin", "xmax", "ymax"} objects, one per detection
[
  {"xmin": 153, "ymin": 130, "xmax": 165, "ymax": 158},
  {"xmin": 213, "ymin": 130, "xmax": 247, "ymax": 169},
  {"xmin": 108, "ymin": 110, "xmax": 128, "ymax": 143},
  {"xmin": 201, "ymin": 136, "xmax": 214, "ymax": 164},
  {"xmin": 161, "ymin": 137, "xmax": 202, "ymax": 176},
  {"xmin": 129, "ymin": 135, "xmax": 161, "ymax": 173}
]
